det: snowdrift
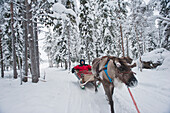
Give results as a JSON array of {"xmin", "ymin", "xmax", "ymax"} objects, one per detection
[{"xmin": 141, "ymin": 48, "xmax": 170, "ymax": 70}]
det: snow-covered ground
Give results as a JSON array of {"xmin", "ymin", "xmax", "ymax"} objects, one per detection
[
  {"xmin": 141, "ymin": 48, "xmax": 170, "ymax": 70},
  {"xmin": 0, "ymin": 60, "xmax": 170, "ymax": 113}
]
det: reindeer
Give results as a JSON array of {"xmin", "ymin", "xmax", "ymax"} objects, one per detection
[{"xmin": 92, "ymin": 56, "xmax": 138, "ymax": 113}]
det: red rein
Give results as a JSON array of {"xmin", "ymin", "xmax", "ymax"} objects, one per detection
[{"xmin": 127, "ymin": 87, "xmax": 140, "ymax": 113}]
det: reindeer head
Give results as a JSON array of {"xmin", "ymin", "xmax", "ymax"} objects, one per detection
[{"xmin": 113, "ymin": 57, "xmax": 138, "ymax": 87}]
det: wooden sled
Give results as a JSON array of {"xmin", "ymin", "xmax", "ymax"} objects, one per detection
[{"xmin": 74, "ymin": 70, "xmax": 100, "ymax": 89}]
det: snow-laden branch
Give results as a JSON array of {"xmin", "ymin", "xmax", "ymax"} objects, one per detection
[
  {"xmin": 51, "ymin": 3, "xmax": 77, "ymax": 18},
  {"xmin": 155, "ymin": 15, "xmax": 170, "ymax": 22}
]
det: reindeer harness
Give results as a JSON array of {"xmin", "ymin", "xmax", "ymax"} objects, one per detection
[
  {"xmin": 104, "ymin": 59, "xmax": 113, "ymax": 83},
  {"xmin": 96, "ymin": 56, "xmax": 113, "ymax": 83},
  {"xmin": 96, "ymin": 56, "xmax": 136, "ymax": 83}
]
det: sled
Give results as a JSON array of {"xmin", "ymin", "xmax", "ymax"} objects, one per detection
[{"xmin": 74, "ymin": 70, "xmax": 100, "ymax": 89}]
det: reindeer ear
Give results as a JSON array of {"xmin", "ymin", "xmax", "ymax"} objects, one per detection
[{"xmin": 115, "ymin": 60, "xmax": 121, "ymax": 68}]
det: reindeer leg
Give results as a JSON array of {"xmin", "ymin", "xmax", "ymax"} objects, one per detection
[
  {"xmin": 110, "ymin": 99, "xmax": 114, "ymax": 113},
  {"xmin": 94, "ymin": 76, "xmax": 103, "ymax": 92},
  {"xmin": 111, "ymin": 85, "xmax": 114, "ymax": 96},
  {"xmin": 111, "ymin": 86, "xmax": 114, "ymax": 113},
  {"xmin": 109, "ymin": 86, "xmax": 114, "ymax": 113},
  {"xmin": 94, "ymin": 77, "xmax": 98, "ymax": 92},
  {"xmin": 103, "ymin": 83, "xmax": 115, "ymax": 113}
]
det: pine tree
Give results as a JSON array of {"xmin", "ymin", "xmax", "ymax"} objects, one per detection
[
  {"xmin": 128, "ymin": 0, "xmax": 145, "ymax": 59},
  {"xmin": 1, "ymin": 2, "xmax": 13, "ymax": 72},
  {"xmin": 53, "ymin": 18, "xmax": 64, "ymax": 67},
  {"xmin": 159, "ymin": 0, "xmax": 170, "ymax": 50},
  {"xmin": 0, "ymin": 0, "xmax": 42, "ymax": 82},
  {"xmin": 22, "ymin": 0, "xmax": 28, "ymax": 82},
  {"xmin": 79, "ymin": 0, "xmax": 94, "ymax": 64},
  {"xmin": 128, "ymin": 0, "xmax": 160, "ymax": 59},
  {"xmin": 32, "ymin": 0, "xmax": 40, "ymax": 78},
  {"xmin": 117, "ymin": 0, "xmax": 128, "ymax": 57},
  {"xmin": 0, "ymin": 4, "xmax": 4, "ymax": 78},
  {"xmin": 44, "ymin": 28, "xmax": 54, "ymax": 67},
  {"xmin": 26, "ymin": 0, "xmax": 39, "ymax": 83},
  {"xmin": 11, "ymin": 0, "xmax": 18, "ymax": 79},
  {"xmin": 0, "ymin": 29, "xmax": 4, "ymax": 78}
]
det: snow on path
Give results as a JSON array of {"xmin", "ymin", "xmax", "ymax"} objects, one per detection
[
  {"xmin": 131, "ymin": 69, "xmax": 170, "ymax": 113},
  {"xmin": 0, "ymin": 65, "xmax": 170, "ymax": 113},
  {"xmin": 0, "ymin": 67, "xmax": 109, "ymax": 113}
]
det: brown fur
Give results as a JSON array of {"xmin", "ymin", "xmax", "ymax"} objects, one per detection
[
  {"xmin": 120, "ymin": 56, "xmax": 133, "ymax": 64},
  {"xmin": 92, "ymin": 56, "xmax": 138, "ymax": 113}
]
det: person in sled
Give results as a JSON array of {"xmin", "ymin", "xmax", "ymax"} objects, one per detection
[{"xmin": 72, "ymin": 59, "xmax": 92, "ymax": 80}]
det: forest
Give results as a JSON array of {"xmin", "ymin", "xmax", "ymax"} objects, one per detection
[{"xmin": 0, "ymin": 0, "xmax": 169, "ymax": 83}]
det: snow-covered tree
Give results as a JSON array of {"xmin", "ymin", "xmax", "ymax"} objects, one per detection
[
  {"xmin": 94, "ymin": 0, "xmax": 128, "ymax": 57},
  {"xmin": 42, "ymin": 1, "xmax": 78, "ymax": 70},
  {"xmin": 79, "ymin": 0, "xmax": 94, "ymax": 64},
  {"xmin": 128, "ymin": 0, "xmax": 159, "ymax": 59},
  {"xmin": 158, "ymin": 0, "xmax": 170, "ymax": 50},
  {"xmin": 0, "ymin": 3, "xmax": 13, "ymax": 72},
  {"xmin": 44, "ymin": 28, "xmax": 55, "ymax": 67}
]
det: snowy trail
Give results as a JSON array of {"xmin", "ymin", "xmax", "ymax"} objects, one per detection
[
  {"xmin": 45, "ymin": 68, "xmax": 110, "ymax": 113},
  {"xmin": 0, "ymin": 65, "xmax": 170, "ymax": 113},
  {"xmin": 131, "ymin": 69, "xmax": 170, "ymax": 113}
]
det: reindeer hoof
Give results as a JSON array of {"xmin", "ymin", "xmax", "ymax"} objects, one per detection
[{"xmin": 95, "ymin": 88, "xmax": 98, "ymax": 92}]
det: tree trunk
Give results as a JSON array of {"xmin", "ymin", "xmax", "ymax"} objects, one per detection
[
  {"xmin": 33, "ymin": 0, "xmax": 40, "ymax": 77},
  {"xmin": 95, "ymin": 42, "xmax": 99, "ymax": 58},
  {"xmin": 65, "ymin": 59, "xmax": 68, "ymax": 70},
  {"xmin": 61, "ymin": 60, "xmax": 63, "ymax": 68},
  {"xmin": 88, "ymin": 53, "xmax": 90, "ymax": 65},
  {"xmin": 135, "ymin": 25, "xmax": 142, "ymax": 72},
  {"xmin": 26, "ymin": 1, "xmax": 38, "ymax": 83},
  {"xmin": 118, "ymin": 38, "xmax": 121, "ymax": 57},
  {"xmin": 158, "ymin": 25, "xmax": 161, "ymax": 48},
  {"xmin": 34, "ymin": 18, "xmax": 40, "ymax": 77},
  {"xmin": 120, "ymin": 24, "xmax": 125, "ymax": 57},
  {"xmin": 67, "ymin": 21, "xmax": 71, "ymax": 71},
  {"xmin": 0, "ymin": 29, "xmax": 4, "ymax": 78},
  {"xmin": 141, "ymin": 30, "xmax": 145, "ymax": 54},
  {"xmin": 126, "ymin": 35, "xmax": 129, "ymax": 57},
  {"xmin": 118, "ymin": 0, "xmax": 125, "ymax": 57},
  {"xmin": 11, "ymin": 0, "xmax": 18, "ymax": 79},
  {"xmin": 48, "ymin": 53, "xmax": 53, "ymax": 67},
  {"xmin": 86, "ymin": 36, "xmax": 90, "ymax": 65},
  {"xmin": 22, "ymin": 0, "xmax": 28, "ymax": 82},
  {"xmin": 17, "ymin": 48, "xmax": 22, "ymax": 85}
]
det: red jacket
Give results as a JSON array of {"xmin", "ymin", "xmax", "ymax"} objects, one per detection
[{"xmin": 74, "ymin": 64, "xmax": 91, "ymax": 72}]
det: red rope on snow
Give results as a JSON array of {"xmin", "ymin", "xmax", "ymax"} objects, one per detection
[{"xmin": 127, "ymin": 87, "xmax": 140, "ymax": 113}]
